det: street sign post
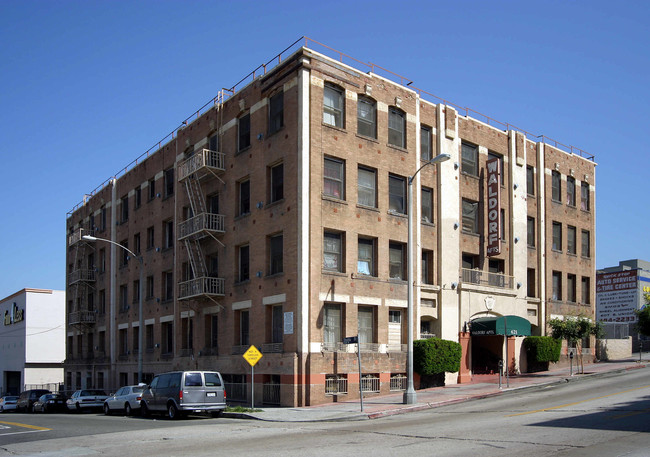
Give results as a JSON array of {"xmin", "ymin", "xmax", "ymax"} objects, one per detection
[{"xmin": 243, "ymin": 345, "xmax": 263, "ymax": 409}]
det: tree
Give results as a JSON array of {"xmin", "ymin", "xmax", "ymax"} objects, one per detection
[
  {"xmin": 548, "ymin": 315, "xmax": 603, "ymax": 374},
  {"xmin": 634, "ymin": 294, "xmax": 650, "ymax": 337}
]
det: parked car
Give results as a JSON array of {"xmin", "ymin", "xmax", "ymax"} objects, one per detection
[
  {"xmin": 16, "ymin": 390, "xmax": 51, "ymax": 413},
  {"xmin": 66, "ymin": 389, "xmax": 109, "ymax": 412},
  {"xmin": 0, "ymin": 396, "xmax": 19, "ymax": 412},
  {"xmin": 140, "ymin": 371, "xmax": 226, "ymax": 419},
  {"xmin": 32, "ymin": 393, "xmax": 67, "ymax": 413},
  {"xmin": 104, "ymin": 385, "xmax": 145, "ymax": 416}
]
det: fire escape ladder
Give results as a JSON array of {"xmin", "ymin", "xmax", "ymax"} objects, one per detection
[
  {"xmin": 184, "ymin": 174, "xmax": 207, "ymax": 216},
  {"xmin": 184, "ymin": 238, "xmax": 208, "ymax": 279}
]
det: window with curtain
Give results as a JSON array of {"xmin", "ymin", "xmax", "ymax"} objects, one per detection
[
  {"xmin": 357, "ymin": 95, "xmax": 376, "ymax": 138},
  {"xmin": 357, "ymin": 166, "xmax": 376, "ymax": 207}
]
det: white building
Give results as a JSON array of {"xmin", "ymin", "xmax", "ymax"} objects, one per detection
[{"xmin": 0, "ymin": 289, "xmax": 66, "ymax": 395}]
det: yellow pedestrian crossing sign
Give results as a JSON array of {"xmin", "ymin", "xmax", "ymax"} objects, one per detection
[{"xmin": 243, "ymin": 345, "xmax": 263, "ymax": 367}]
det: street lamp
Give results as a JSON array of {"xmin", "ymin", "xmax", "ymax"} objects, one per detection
[
  {"xmin": 82, "ymin": 234, "xmax": 145, "ymax": 383},
  {"xmin": 404, "ymin": 152, "xmax": 451, "ymax": 405}
]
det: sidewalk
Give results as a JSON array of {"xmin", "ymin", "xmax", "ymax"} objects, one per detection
[{"xmin": 223, "ymin": 356, "xmax": 649, "ymax": 422}]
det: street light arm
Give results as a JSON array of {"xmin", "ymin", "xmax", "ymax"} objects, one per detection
[
  {"xmin": 82, "ymin": 235, "xmax": 142, "ymax": 264},
  {"xmin": 409, "ymin": 153, "xmax": 451, "ymax": 183}
]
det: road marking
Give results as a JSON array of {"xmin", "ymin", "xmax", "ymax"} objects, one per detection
[
  {"xmin": 610, "ymin": 407, "xmax": 650, "ymax": 420},
  {"xmin": 507, "ymin": 384, "xmax": 650, "ymax": 417},
  {"xmin": 0, "ymin": 420, "xmax": 51, "ymax": 431}
]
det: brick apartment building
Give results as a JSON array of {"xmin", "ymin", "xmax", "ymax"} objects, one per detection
[{"xmin": 65, "ymin": 38, "xmax": 596, "ymax": 406}]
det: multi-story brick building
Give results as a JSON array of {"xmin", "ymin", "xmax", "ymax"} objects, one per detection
[{"xmin": 65, "ymin": 38, "xmax": 596, "ymax": 406}]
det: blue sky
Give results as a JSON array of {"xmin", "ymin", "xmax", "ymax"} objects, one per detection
[{"xmin": 0, "ymin": 0, "xmax": 648, "ymax": 299}]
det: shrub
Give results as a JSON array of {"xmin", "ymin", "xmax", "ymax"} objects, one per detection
[
  {"xmin": 523, "ymin": 336, "xmax": 561, "ymax": 363},
  {"xmin": 413, "ymin": 338, "xmax": 462, "ymax": 375}
]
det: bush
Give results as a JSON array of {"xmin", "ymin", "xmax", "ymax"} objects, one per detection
[
  {"xmin": 413, "ymin": 338, "xmax": 462, "ymax": 375},
  {"xmin": 523, "ymin": 336, "xmax": 561, "ymax": 363}
]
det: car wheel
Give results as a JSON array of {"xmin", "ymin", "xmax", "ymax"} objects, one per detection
[
  {"xmin": 125, "ymin": 403, "xmax": 132, "ymax": 416},
  {"xmin": 140, "ymin": 402, "xmax": 149, "ymax": 418},
  {"xmin": 103, "ymin": 403, "xmax": 111, "ymax": 415},
  {"xmin": 167, "ymin": 403, "xmax": 179, "ymax": 420}
]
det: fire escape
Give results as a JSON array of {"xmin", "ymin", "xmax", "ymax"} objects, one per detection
[
  {"xmin": 177, "ymin": 129, "xmax": 227, "ymax": 302},
  {"xmin": 67, "ymin": 227, "xmax": 97, "ymax": 329}
]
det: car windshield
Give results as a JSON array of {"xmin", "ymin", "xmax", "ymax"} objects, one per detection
[
  {"xmin": 83, "ymin": 390, "xmax": 107, "ymax": 396},
  {"xmin": 5, "ymin": 396, "xmax": 18, "ymax": 401}
]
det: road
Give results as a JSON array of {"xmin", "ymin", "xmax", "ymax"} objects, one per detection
[{"xmin": 1, "ymin": 368, "xmax": 649, "ymax": 456}]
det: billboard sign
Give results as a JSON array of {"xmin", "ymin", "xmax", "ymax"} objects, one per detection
[
  {"xmin": 596, "ymin": 270, "xmax": 638, "ymax": 323},
  {"xmin": 486, "ymin": 157, "xmax": 501, "ymax": 256}
]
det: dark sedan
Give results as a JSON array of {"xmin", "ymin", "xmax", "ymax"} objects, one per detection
[{"xmin": 33, "ymin": 394, "xmax": 67, "ymax": 413}]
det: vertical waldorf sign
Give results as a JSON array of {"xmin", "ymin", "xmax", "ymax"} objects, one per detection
[{"xmin": 486, "ymin": 157, "xmax": 501, "ymax": 256}]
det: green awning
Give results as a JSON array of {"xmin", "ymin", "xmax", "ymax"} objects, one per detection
[{"xmin": 470, "ymin": 315, "xmax": 531, "ymax": 337}]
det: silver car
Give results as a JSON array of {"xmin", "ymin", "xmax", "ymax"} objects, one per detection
[
  {"xmin": 66, "ymin": 389, "xmax": 109, "ymax": 412},
  {"xmin": 0, "ymin": 396, "xmax": 18, "ymax": 412},
  {"xmin": 104, "ymin": 385, "xmax": 145, "ymax": 416}
]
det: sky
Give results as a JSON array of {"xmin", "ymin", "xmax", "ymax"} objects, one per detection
[{"xmin": 0, "ymin": 0, "xmax": 648, "ymax": 300}]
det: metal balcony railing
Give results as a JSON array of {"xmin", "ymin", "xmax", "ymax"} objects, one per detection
[
  {"xmin": 178, "ymin": 149, "xmax": 225, "ymax": 181},
  {"xmin": 68, "ymin": 229, "xmax": 94, "ymax": 246},
  {"xmin": 68, "ymin": 269, "xmax": 96, "ymax": 285},
  {"xmin": 224, "ymin": 382, "xmax": 247, "ymax": 401},
  {"xmin": 461, "ymin": 268, "xmax": 514, "ymax": 289},
  {"xmin": 325, "ymin": 376, "xmax": 348, "ymax": 395},
  {"xmin": 390, "ymin": 374, "xmax": 407, "ymax": 391},
  {"xmin": 360, "ymin": 375, "xmax": 380, "ymax": 393},
  {"xmin": 68, "ymin": 310, "xmax": 97, "ymax": 325},
  {"xmin": 261, "ymin": 343, "xmax": 283, "ymax": 353},
  {"xmin": 178, "ymin": 213, "xmax": 225, "ymax": 240},
  {"xmin": 263, "ymin": 383, "xmax": 281, "ymax": 405},
  {"xmin": 178, "ymin": 277, "xmax": 225, "ymax": 300}
]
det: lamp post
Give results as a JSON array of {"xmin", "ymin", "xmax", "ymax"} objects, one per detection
[
  {"xmin": 83, "ymin": 235, "xmax": 144, "ymax": 383},
  {"xmin": 404, "ymin": 153, "xmax": 451, "ymax": 405}
]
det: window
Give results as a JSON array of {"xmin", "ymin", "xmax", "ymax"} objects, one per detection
[
  {"xmin": 164, "ymin": 168, "xmax": 174, "ymax": 198},
  {"xmin": 567, "ymin": 274, "xmax": 577, "ymax": 303},
  {"xmin": 357, "ymin": 166, "xmax": 376, "ymax": 207},
  {"xmin": 133, "ymin": 233, "xmax": 141, "ymax": 255},
  {"xmin": 357, "ymin": 237, "xmax": 376, "ymax": 276},
  {"xmin": 238, "ymin": 245, "xmax": 250, "ymax": 282},
  {"xmin": 323, "ymin": 83, "xmax": 344, "ymax": 128},
  {"xmin": 121, "ymin": 195, "xmax": 129, "ymax": 223},
  {"xmin": 323, "ymin": 231, "xmax": 343, "ymax": 272},
  {"xmin": 357, "ymin": 95, "xmax": 376, "ymax": 138},
  {"xmin": 133, "ymin": 279, "xmax": 140, "ymax": 303},
  {"xmin": 552, "ymin": 171, "xmax": 561, "ymax": 202},
  {"xmin": 208, "ymin": 193, "xmax": 220, "ymax": 214},
  {"xmin": 552, "ymin": 271, "xmax": 562, "ymax": 301},
  {"xmin": 181, "ymin": 317, "xmax": 193, "ymax": 350},
  {"xmin": 269, "ymin": 234, "xmax": 283, "ymax": 275},
  {"xmin": 420, "ymin": 126, "xmax": 432, "ymax": 161},
  {"xmin": 422, "ymin": 250, "xmax": 433, "ymax": 285},
  {"xmin": 239, "ymin": 310, "xmax": 249, "ymax": 345},
  {"xmin": 271, "ymin": 305, "xmax": 283, "ymax": 344},
  {"xmin": 389, "ymin": 310, "xmax": 401, "ymax": 324},
  {"xmin": 527, "ymin": 268, "xmax": 536, "ymax": 298},
  {"xmin": 238, "ymin": 113, "xmax": 251, "ymax": 151},
  {"xmin": 527, "ymin": 217, "xmax": 535, "ymax": 247},
  {"xmin": 99, "ymin": 248, "xmax": 106, "ymax": 273},
  {"xmin": 146, "ymin": 276, "xmax": 154, "ymax": 299},
  {"xmin": 120, "ymin": 240, "xmax": 129, "ymax": 266},
  {"xmin": 462, "ymin": 254, "xmax": 478, "ymax": 270},
  {"xmin": 148, "ymin": 178, "xmax": 156, "ymax": 201},
  {"xmin": 526, "ymin": 166, "xmax": 535, "ymax": 195},
  {"xmin": 146, "ymin": 226, "xmax": 154, "ymax": 250},
  {"xmin": 566, "ymin": 176, "xmax": 576, "ymax": 206},
  {"xmin": 581, "ymin": 181, "xmax": 590, "ymax": 211},
  {"xmin": 238, "ymin": 179, "xmax": 250, "ymax": 215},
  {"xmin": 421, "ymin": 187, "xmax": 433, "ymax": 223},
  {"xmin": 145, "ymin": 324, "xmax": 154, "ymax": 350},
  {"xmin": 461, "ymin": 142, "xmax": 478, "ymax": 176},
  {"xmin": 581, "ymin": 277, "xmax": 591, "ymax": 304},
  {"xmin": 207, "ymin": 255, "xmax": 219, "ymax": 278},
  {"xmin": 119, "ymin": 329, "xmax": 128, "ymax": 356},
  {"xmin": 269, "ymin": 91, "xmax": 284, "ymax": 135},
  {"xmin": 567, "ymin": 226, "xmax": 577, "ymax": 255},
  {"xmin": 162, "ymin": 321, "xmax": 173, "ymax": 354},
  {"xmin": 205, "ymin": 314, "xmax": 218, "ymax": 349},
  {"xmin": 388, "ymin": 107, "xmax": 406, "ymax": 148},
  {"xmin": 488, "ymin": 259, "xmax": 505, "ymax": 287},
  {"xmin": 135, "ymin": 186, "xmax": 142, "ymax": 209},
  {"xmin": 269, "ymin": 163, "xmax": 284, "ymax": 203},
  {"xmin": 101, "ymin": 205, "xmax": 107, "ymax": 231},
  {"xmin": 552, "ymin": 222, "xmax": 562, "ymax": 251},
  {"xmin": 462, "ymin": 199, "xmax": 479, "ymax": 234},
  {"xmin": 358, "ymin": 306, "xmax": 374, "ymax": 344},
  {"xmin": 163, "ymin": 271, "xmax": 173, "ymax": 301},
  {"xmin": 582, "ymin": 230, "xmax": 590, "ymax": 258},
  {"xmin": 388, "ymin": 174, "xmax": 406, "ymax": 214},
  {"xmin": 119, "ymin": 284, "xmax": 128, "ymax": 311},
  {"xmin": 98, "ymin": 289, "xmax": 106, "ymax": 314},
  {"xmin": 324, "ymin": 157, "xmax": 344, "ymax": 199},
  {"xmin": 164, "ymin": 220, "xmax": 173, "ymax": 249},
  {"xmin": 389, "ymin": 242, "xmax": 405, "ymax": 280},
  {"xmin": 209, "ymin": 134, "xmax": 219, "ymax": 153},
  {"xmin": 132, "ymin": 326, "xmax": 139, "ymax": 353},
  {"xmin": 323, "ymin": 304, "xmax": 341, "ymax": 343}
]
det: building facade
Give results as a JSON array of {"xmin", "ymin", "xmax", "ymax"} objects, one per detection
[
  {"xmin": 597, "ymin": 259, "xmax": 650, "ymax": 351},
  {"xmin": 65, "ymin": 40, "xmax": 596, "ymax": 406},
  {"xmin": 1, "ymin": 289, "xmax": 66, "ymax": 395}
]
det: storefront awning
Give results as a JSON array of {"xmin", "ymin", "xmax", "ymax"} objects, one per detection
[{"xmin": 470, "ymin": 315, "xmax": 531, "ymax": 337}]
